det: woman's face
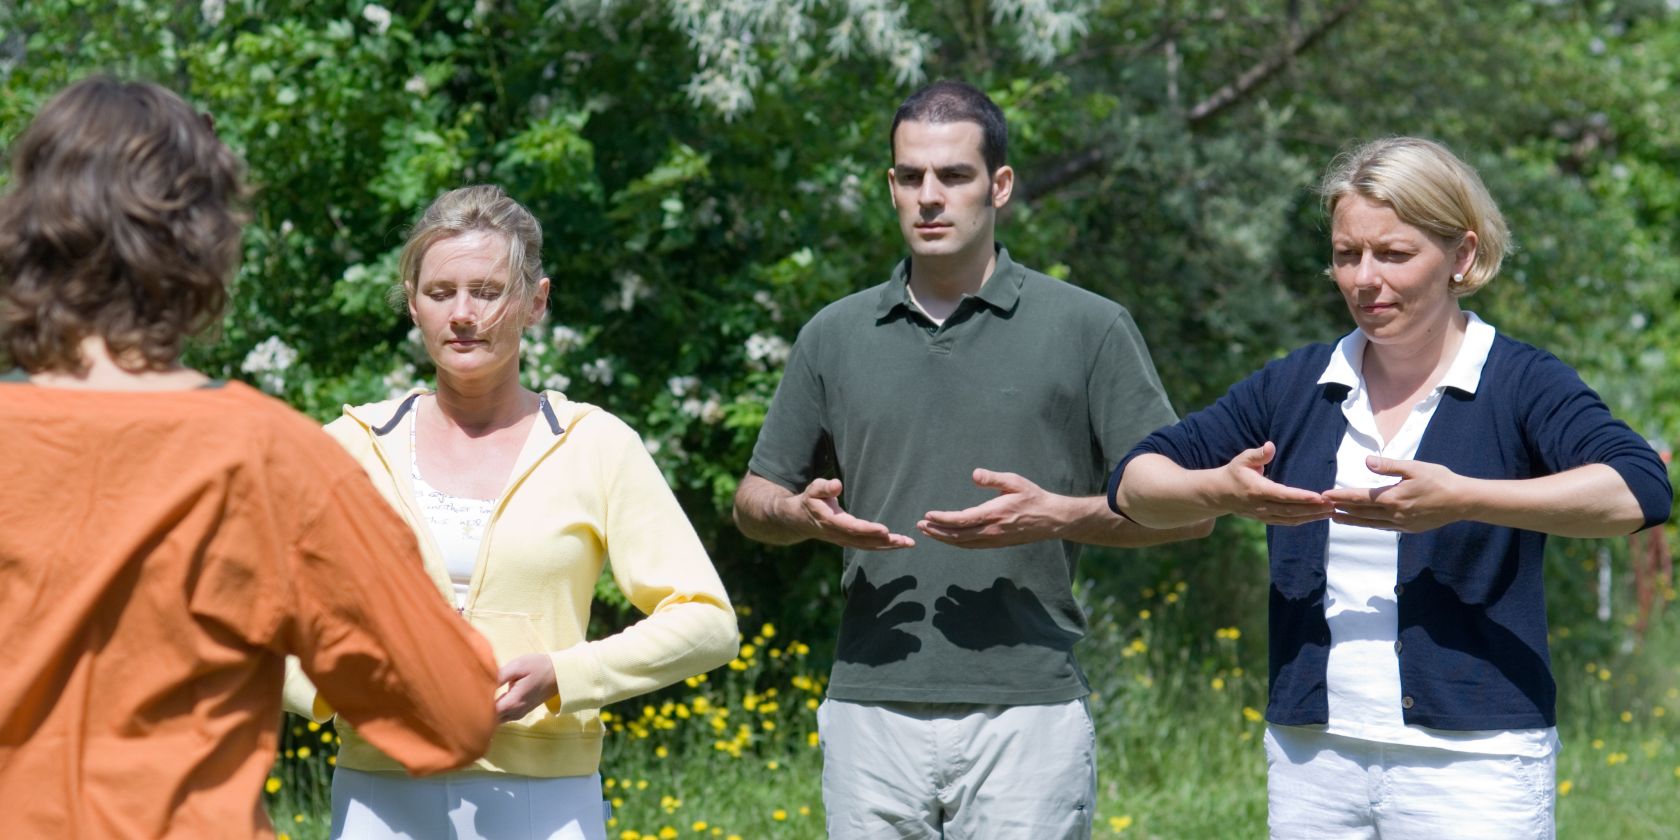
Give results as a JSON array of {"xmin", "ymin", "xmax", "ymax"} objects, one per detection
[
  {"xmin": 1330, "ymin": 195, "xmax": 1476, "ymax": 354},
  {"xmin": 408, "ymin": 231, "xmax": 547, "ymax": 386}
]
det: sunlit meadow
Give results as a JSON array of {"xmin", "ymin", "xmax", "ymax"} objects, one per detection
[{"xmin": 265, "ymin": 529, "xmax": 1680, "ymax": 839}]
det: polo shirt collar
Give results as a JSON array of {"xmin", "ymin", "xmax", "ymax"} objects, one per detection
[
  {"xmin": 1317, "ymin": 310, "xmax": 1498, "ymax": 395},
  {"xmin": 874, "ymin": 245, "xmax": 1024, "ymax": 319}
]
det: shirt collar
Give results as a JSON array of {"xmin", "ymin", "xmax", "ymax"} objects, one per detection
[
  {"xmin": 874, "ymin": 244, "xmax": 1024, "ymax": 319},
  {"xmin": 1317, "ymin": 311, "xmax": 1497, "ymax": 395}
]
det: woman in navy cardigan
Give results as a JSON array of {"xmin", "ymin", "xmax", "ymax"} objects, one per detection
[{"xmin": 1108, "ymin": 137, "xmax": 1670, "ymax": 839}]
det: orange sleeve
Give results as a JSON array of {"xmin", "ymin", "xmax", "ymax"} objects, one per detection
[{"xmin": 280, "ymin": 471, "xmax": 498, "ymax": 776}]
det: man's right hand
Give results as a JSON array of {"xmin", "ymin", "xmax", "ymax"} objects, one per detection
[{"xmin": 787, "ymin": 477, "xmax": 916, "ymax": 550}]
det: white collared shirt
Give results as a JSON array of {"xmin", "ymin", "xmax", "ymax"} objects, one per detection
[{"xmin": 1314, "ymin": 311, "xmax": 1556, "ymax": 757}]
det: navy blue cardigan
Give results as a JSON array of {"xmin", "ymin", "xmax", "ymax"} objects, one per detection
[{"xmin": 1107, "ymin": 335, "xmax": 1672, "ymax": 730}]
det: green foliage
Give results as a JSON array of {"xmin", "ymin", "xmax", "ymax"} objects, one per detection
[{"xmin": 7, "ymin": 2, "xmax": 1680, "ymax": 831}]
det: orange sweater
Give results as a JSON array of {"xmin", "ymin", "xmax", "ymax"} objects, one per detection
[{"xmin": 0, "ymin": 380, "xmax": 499, "ymax": 839}]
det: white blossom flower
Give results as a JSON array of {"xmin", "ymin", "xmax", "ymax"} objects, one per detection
[
  {"xmin": 644, "ymin": 436, "xmax": 663, "ymax": 456},
  {"xmin": 745, "ymin": 332, "xmax": 791, "ymax": 370},
  {"xmin": 581, "ymin": 357, "xmax": 615, "ymax": 385},
  {"xmin": 680, "ymin": 397, "xmax": 705, "ymax": 419},
  {"xmin": 241, "ymin": 336, "xmax": 298, "ymax": 394},
  {"xmin": 667, "ymin": 375, "xmax": 700, "ymax": 397},
  {"xmin": 700, "ymin": 396, "xmax": 725, "ymax": 425},
  {"xmin": 752, "ymin": 290, "xmax": 782, "ymax": 323},
  {"xmin": 201, "ymin": 0, "xmax": 226, "ymax": 26},
  {"xmin": 542, "ymin": 373, "xmax": 572, "ymax": 392},
  {"xmin": 382, "ymin": 361, "xmax": 421, "ymax": 398},
  {"xmin": 362, "ymin": 3, "xmax": 392, "ymax": 34},
  {"xmin": 607, "ymin": 271, "xmax": 651, "ymax": 311},
  {"xmin": 403, "ymin": 75, "xmax": 428, "ymax": 96},
  {"xmin": 550, "ymin": 324, "xmax": 584, "ymax": 353}
]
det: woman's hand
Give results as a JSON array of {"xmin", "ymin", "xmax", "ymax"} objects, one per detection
[
  {"xmin": 495, "ymin": 653, "xmax": 559, "ymax": 723},
  {"xmin": 1322, "ymin": 456, "xmax": 1467, "ymax": 533},
  {"xmin": 1214, "ymin": 443, "xmax": 1335, "ymax": 526}
]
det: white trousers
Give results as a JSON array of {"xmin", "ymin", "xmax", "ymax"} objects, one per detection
[
  {"xmin": 329, "ymin": 768, "xmax": 609, "ymax": 840},
  {"xmin": 1265, "ymin": 725, "xmax": 1555, "ymax": 840},
  {"xmin": 818, "ymin": 697, "xmax": 1097, "ymax": 840}
]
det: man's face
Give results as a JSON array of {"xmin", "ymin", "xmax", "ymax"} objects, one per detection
[{"xmin": 888, "ymin": 120, "xmax": 1013, "ymax": 262}]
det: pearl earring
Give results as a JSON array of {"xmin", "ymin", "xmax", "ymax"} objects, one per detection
[{"xmin": 1451, "ymin": 273, "xmax": 1465, "ymax": 285}]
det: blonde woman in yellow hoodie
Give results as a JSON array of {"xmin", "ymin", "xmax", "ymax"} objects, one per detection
[{"xmin": 284, "ymin": 185, "xmax": 739, "ymax": 840}]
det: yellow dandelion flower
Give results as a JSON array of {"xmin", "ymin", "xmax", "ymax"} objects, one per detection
[
  {"xmin": 265, "ymin": 777, "xmax": 282, "ymax": 794},
  {"xmin": 279, "ymin": 834, "xmax": 291, "ymax": 840},
  {"xmin": 799, "ymin": 805, "xmax": 811, "ymax": 816},
  {"xmin": 1242, "ymin": 707, "xmax": 1263, "ymax": 723},
  {"xmin": 1621, "ymin": 711, "xmax": 1634, "ymax": 723},
  {"xmin": 1599, "ymin": 669, "xmax": 1612, "ymax": 682},
  {"xmin": 808, "ymin": 732, "xmax": 820, "ymax": 748},
  {"xmin": 1165, "ymin": 592, "xmax": 1180, "ymax": 604},
  {"xmin": 621, "ymin": 832, "xmax": 641, "ymax": 840},
  {"xmin": 691, "ymin": 822, "xmax": 708, "ymax": 832},
  {"xmin": 1592, "ymin": 738, "xmax": 1605, "ymax": 750},
  {"xmin": 1211, "ymin": 677, "xmax": 1225, "ymax": 691},
  {"xmin": 1585, "ymin": 662, "xmax": 1598, "ymax": 674},
  {"xmin": 772, "ymin": 809, "xmax": 788, "ymax": 821},
  {"xmin": 1138, "ymin": 609, "xmax": 1151, "ymax": 620},
  {"xmin": 761, "ymin": 622, "xmax": 777, "ymax": 638},
  {"xmin": 306, "ymin": 721, "xmax": 321, "ymax": 732},
  {"xmin": 320, "ymin": 732, "xmax": 333, "ymax": 743},
  {"xmin": 1558, "ymin": 780, "xmax": 1573, "ymax": 797},
  {"xmin": 1607, "ymin": 752, "xmax": 1629, "ymax": 766},
  {"xmin": 637, "ymin": 779, "xmax": 650, "ymax": 790},
  {"xmin": 328, "ymin": 756, "xmax": 336, "ymax": 766},
  {"xmin": 728, "ymin": 836, "xmax": 743, "ymax": 840},
  {"xmin": 294, "ymin": 814, "xmax": 304, "ymax": 823},
  {"xmin": 728, "ymin": 660, "xmax": 747, "ymax": 671},
  {"xmin": 605, "ymin": 778, "xmax": 617, "ymax": 789},
  {"xmin": 1108, "ymin": 814, "xmax": 1134, "ymax": 832},
  {"xmin": 807, "ymin": 698, "xmax": 819, "ymax": 711},
  {"xmin": 655, "ymin": 746, "xmax": 668, "ymax": 759},
  {"xmin": 740, "ymin": 644, "xmax": 757, "ymax": 659},
  {"xmin": 296, "ymin": 746, "xmax": 311, "ymax": 759},
  {"xmin": 770, "ymin": 648, "xmax": 783, "ymax": 659},
  {"xmin": 612, "ymin": 798, "xmax": 624, "ymax": 808},
  {"xmin": 1657, "ymin": 706, "xmax": 1668, "ymax": 718}
]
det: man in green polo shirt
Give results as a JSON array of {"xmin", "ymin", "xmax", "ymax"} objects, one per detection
[{"xmin": 733, "ymin": 80, "xmax": 1210, "ymax": 839}]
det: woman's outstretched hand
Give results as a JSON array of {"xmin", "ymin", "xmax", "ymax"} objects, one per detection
[
  {"xmin": 1323, "ymin": 456, "xmax": 1466, "ymax": 533},
  {"xmin": 1216, "ymin": 442, "xmax": 1336, "ymax": 526}
]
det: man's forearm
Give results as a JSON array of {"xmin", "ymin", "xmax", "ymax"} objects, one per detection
[
  {"xmin": 732, "ymin": 473, "xmax": 810, "ymax": 546},
  {"xmin": 1055, "ymin": 493, "xmax": 1215, "ymax": 547}
]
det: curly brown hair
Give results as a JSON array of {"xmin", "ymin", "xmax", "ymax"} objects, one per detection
[{"xmin": 0, "ymin": 76, "xmax": 247, "ymax": 373}]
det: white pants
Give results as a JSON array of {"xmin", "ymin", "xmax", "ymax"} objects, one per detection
[
  {"xmin": 330, "ymin": 768, "xmax": 609, "ymax": 840},
  {"xmin": 818, "ymin": 697, "xmax": 1097, "ymax": 840},
  {"xmin": 1265, "ymin": 725, "xmax": 1555, "ymax": 840}
]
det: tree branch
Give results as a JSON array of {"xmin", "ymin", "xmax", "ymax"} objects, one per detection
[
  {"xmin": 1017, "ymin": 0, "xmax": 1365, "ymax": 204},
  {"xmin": 1186, "ymin": 0, "xmax": 1363, "ymax": 126}
]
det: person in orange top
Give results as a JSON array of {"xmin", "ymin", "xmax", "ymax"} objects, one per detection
[{"xmin": 0, "ymin": 76, "xmax": 501, "ymax": 839}]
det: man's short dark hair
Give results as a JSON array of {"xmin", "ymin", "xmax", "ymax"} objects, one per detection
[{"xmin": 890, "ymin": 81, "xmax": 1008, "ymax": 174}]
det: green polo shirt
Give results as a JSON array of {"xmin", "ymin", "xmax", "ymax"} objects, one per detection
[{"xmin": 748, "ymin": 247, "xmax": 1178, "ymax": 704}]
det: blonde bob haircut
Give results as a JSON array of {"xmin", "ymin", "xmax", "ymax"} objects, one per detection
[
  {"xmin": 1319, "ymin": 137, "xmax": 1510, "ymax": 296},
  {"xmin": 395, "ymin": 184, "xmax": 544, "ymax": 327}
]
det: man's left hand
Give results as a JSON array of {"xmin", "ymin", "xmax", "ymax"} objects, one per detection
[{"xmin": 918, "ymin": 468, "xmax": 1067, "ymax": 548}]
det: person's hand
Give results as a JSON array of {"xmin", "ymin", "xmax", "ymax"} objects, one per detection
[
  {"xmin": 1323, "ymin": 456, "xmax": 1468, "ymax": 533},
  {"xmin": 495, "ymin": 653, "xmax": 558, "ymax": 723},
  {"xmin": 787, "ymin": 477, "xmax": 915, "ymax": 549},
  {"xmin": 918, "ymin": 469, "xmax": 1065, "ymax": 548},
  {"xmin": 1215, "ymin": 442, "xmax": 1334, "ymax": 525}
]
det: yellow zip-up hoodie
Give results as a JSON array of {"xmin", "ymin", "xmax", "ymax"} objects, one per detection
[{"xmin": 283, "ymin": 390, "xmax": 738, "ymax": 777}]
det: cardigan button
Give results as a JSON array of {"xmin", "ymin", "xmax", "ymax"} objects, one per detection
[
  {"xmin": 1393, "ymin": 641, "xmax": 1403, "ymax": 654},
  {"xmin": 1393, "ymin": 583, "xmax": 1404, "ymax": 596},
  {"xmin": 1401, "ymin": 695, "xmax": 1415, "ymax": 709}
]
